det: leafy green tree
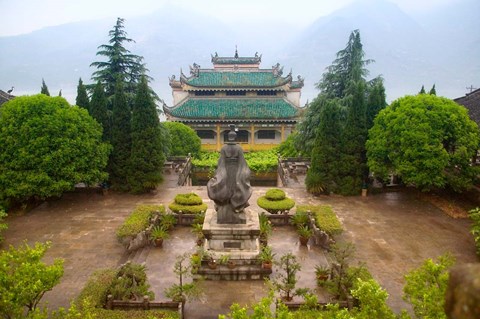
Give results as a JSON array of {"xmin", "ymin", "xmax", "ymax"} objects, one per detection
[
  {"xmin": 163, "ymin": 122, "xmax": 201, "ymax": 157},
  {"xmin": 40, "ymin": 79, "xmax": 50, "ymax": 96},
  {"xmin": 164, "ymin": 253, "xmax": 202, "ymax": 304},
  {"xmin": 90, "ymin": 17, "xmax": 149, "ymax": 100},
  {"xmin": 269, "ymin": 252, "xmax": 308, "ymax": 301},
  {"xmin": 306, "ymin": 98, "xmax": 344, "ymax": 194},
  {"xmin": 402, "ymin": 254, "xmax": 454, "ymax": 319},
  {"xmin": 429, "ymin": 84, "xmax": 437, "ymax": 95},
  {"xmin": 129, "ymin": 76, "xmax": 165, "ymax": 193},
  {"xmin": 0, "ymin": 95, "xmax": 110, "ymax": 206},
  {"xmin": 419, "ymin": 85, "xmax": 426, "ymax": 94},
  {"xmin": 108, "ymin": 79, "xmax": 131, "ymax": 191},
  {"xmin": 89, "ymin": 81, "xmax": 110, "ymax": 141},
  {"xmin": 277, "ymin": 132, "xmax": 302, "ymax": 158},
  {"xmin": 366, "ymin": 77, "xmax": 387, "ymax": 130},
  {"xmin": 0, "ymin": 209, "xmax": 7, "ymax": 244},
  {"xmin": 366, "ymin": 94, "xmax": 479, "ymax": 191},
  {"xmin": 350, "ymin": 279, "xmax": 396, "ymax": 319},
  {"xmin": 75, "ymin": 78, "xmax": 90, "ymax": 111},
  {"xmin": 0, "ymin": 241, "xmax": 64, "ymax": 319}
]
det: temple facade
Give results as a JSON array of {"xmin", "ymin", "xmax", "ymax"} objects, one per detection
[{"xmin": 163, "ymin": 50, "xmax": 304, "ymax": 151}]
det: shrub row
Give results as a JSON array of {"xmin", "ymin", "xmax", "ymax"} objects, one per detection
[
  {"xmin": 116, "ymin": 205, "xmax": 165, "ymax": 240},
  {"xmin": 469, "ymin": 208, "xmax": 480, "ymax": 257},
  {"xmin": 90, "ymin": 309, "xmax": 179, "ymax": 319},
  {"xmin": 297, "ymin": 205, "xmax": 343, "ymax": 236}
]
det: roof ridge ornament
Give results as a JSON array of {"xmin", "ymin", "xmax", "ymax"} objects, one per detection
[
  {"xmin": 235, "ymin": 45, "xmax": 238, "ymax": 59},
  {"xmin": 272, "ymin": 63, "xmax": 283, "ymax": 77},
  {"xmin": 190, "ymin": 63, "xmax": 200, "ymax": 77}
]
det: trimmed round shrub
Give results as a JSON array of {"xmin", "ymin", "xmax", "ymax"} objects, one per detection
[
  {"xmin": 257, "ymin": 188, "xmax": 295, "ymax": 214},
  {"xmin": 116, "ymin": 204, "xmax": 165, "ymax": 240},
  {"xmin": 169, "ymin": 192, "xmax": 207, "ymax": 214},
  {"xmin": 265, "ymin": 188, "xmax": 286, "ymax": 201},
  {"xmin": 173, "ymin": 193, "xmax": 203, "ymax": 205}
]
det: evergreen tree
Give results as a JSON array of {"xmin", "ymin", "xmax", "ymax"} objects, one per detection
[
  {"xmin": 58, "ymin": 89, "xmax": 62, "ymax": 97},
  {"xmin": 419, "ymin": 85, "xmax": 426, "ymax": 94},
  {"xmin": 429, "ymin": 84, "xmax": 436, "ymax": 95},
  {"xmin": 40, "ymin": 78, "xmax": 50, "ymax": 96},
  {"xmin": 89, "ymin": 82, "xmax": 110, "ymax": 141},
  {"xmin": 75, "ymin": 78, "xmax": 90, "ymax": 111},
  {"xmin": 306, "ymin": 98, "xmax": 344, "ymax": 194},
  {"xmin": 108, "ymin": 79, "xmax": 131, "ymax": 190},
  {"xmin": 128, "ymin": 76, "xmax": 165, "ymax": 193},
  {"xmin": 366, "ymin": 78, "xmax": 387, "ymax": 132},
  {"xmin": 90, "ymin": 17, "xmax": 149, "ymax": 100}
]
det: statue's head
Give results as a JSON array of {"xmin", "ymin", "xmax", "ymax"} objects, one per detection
[{"xmin": 228, "ymin": 124, "xmax": 237, "ymax": 141}]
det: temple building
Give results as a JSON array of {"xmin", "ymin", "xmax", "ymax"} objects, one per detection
[{"xmin": 163, "ymin": 50, "xmax": 304, "ymax": 151}]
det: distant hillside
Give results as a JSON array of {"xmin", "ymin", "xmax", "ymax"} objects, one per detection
[{"xmin": 0, "ymin": 0, "xmax": 478, "ymax": 105}]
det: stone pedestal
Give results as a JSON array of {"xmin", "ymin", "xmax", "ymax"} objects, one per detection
[{"xmin": 198, "ymin": 209, "xmax": 271, "ymax": 280}]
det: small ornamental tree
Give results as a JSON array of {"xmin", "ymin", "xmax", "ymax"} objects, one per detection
[
  {"xmin": 0, "ymin": 95, "xmax": 110, "ymax": 206},
  {"xmin": 367, "ymin": 94, "xmax": 480, "ymax": 191},
  {"xmin": 169, "ymin": 193, "xmax": 207, "ymax": 214},
  {"xmin": 257, "ymin": 188, "xmax": 295, "ymax": 214},
  {"xmin": 165, "ymin": 253, "xmax": 202, "ymax": 304},
  {"xmin": 163, "ymin": 122, "xmax": 201, "ymax": 157},
  {"xmin": 270, "ymin": 252, "xmax": 308, "ymax": 301},
  {"xmin": 0, "ymin": 242, "xmax": 64, "ymax": 318}
]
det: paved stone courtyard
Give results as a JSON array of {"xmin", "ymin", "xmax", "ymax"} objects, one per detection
[{"xmin": 2, "ymin": 184, "xmax": 478, "ymax": 318}]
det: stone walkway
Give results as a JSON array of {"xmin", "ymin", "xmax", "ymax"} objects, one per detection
[{"xmin": 2, "ymin": 186, "xmax": 477, "ymax": 317}]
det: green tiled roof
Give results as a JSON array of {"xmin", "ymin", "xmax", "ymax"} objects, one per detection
[
  {"xmin": 185, "ymin": 71, "xmax": 290, "ymax": 88},
  {"xmin": 166, "ymin": 98, "xmax": 298, "ymax": 119},
  {"xmin": 212, "ymin": 57, "xmax": 260, "ymax": 64}
]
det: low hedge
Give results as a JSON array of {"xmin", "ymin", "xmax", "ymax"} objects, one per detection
[
  {"xmin": 257, "ymin": 196, "xmax": 295, "ymax": 214},
  {"xmin": 76, "ymin": 269, "xmax": 117, "ymax": 308},
  {"xmin": 468, "ymin": 208, "xmax": 480, "ymax": 257},
  {"xmin": 169, "ymin": 202, "xmax": 208, "ymax": 214},
  {"xmin": 265, "ymin": 188, "xmax": 286, "ymax": 201},
  {"xmin": 297, "ymin": 205, "xmax": 342, "ymax": 236},
  {"xmin": 173, "ymin": 193, "xmax": 203, "ymax": 205},
  {"xmin": 90, "ymin": 309, "xmax": 179, "ymax": 319},
  {"xmin": 116, "ymin": 205, "xmax": 165, "ymax": 240}
]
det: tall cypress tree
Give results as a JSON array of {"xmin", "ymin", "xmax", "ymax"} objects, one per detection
[
  {"xmin": 89, "ymin": 82, "xmax": 110, "ymax": 141},
  {"xmin": 40, "ymin": 79, "xmax": 50, "ymax": 96},
  {"xmin": 429, "ymin": 84, "xmax": 437, "ymax": 95},
  {"xmin": 108, "ymin": 79, "xmax": 131, "ymax": 190},
  {"xmin": 128, "ymin": 76, "xmax": 165, "ymax": 193},
  {"xmin": 76, "ymin": 78, "xmax": 90, "ymax": 111},
  {"xmin": 306, "ymin": 98, "xmax": 344, "ymax": 194},
  {"xmin": 90, "ymin": 17, "xmax": 149, "ymax": 100},
  {"xmin": 419, "ymin": 85, "xmax": 426, "ymax": 94},
  {"xmin": 366, "ymin": 78, "xmax": 387, "ymax": 129}
]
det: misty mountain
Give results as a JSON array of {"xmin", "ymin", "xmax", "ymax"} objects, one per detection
[{"xmin": 0, "ymin": 0, "xmax": 478, "ymax": 104}]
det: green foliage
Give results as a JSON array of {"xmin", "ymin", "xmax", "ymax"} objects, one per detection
[
  {"xmin": 108, "ymin": 79, "xmax": 132, "ymax": 191},
  {"xmin": 110, "ymin": 263, "xmax": 155, "ymax": 301},
  {"xmin": 219, "ymin": 292, "xmax": 283, "ymax": 319},
  {"xmin": 0, "ymin": 241, "xmax": 64, "ymax": 318},
  {"xmin": 270, "ymin": 252, "xmax": 308, "ymax": 301},
  {"xmin": 366, "ymin": 94, "xmax": 480, "ymax": 191},
  {"xmin": 297, "ymin": 205, "xmax": 343, "ymax": 236},
  {"xmin": 0, "ymin": 94, "xmax": 110, "ymax": 206},
  {"xmin": 164, "ymin": 253, "xmax": 202, "ymax": 303},
  {"xmin": 128, "ymin": 76, "xmax": 165, "ymax": 193},
  {"xmin": 173, "ymin": 193, "xmax": 204, "ymax": 205},
  {"xmin": 468, "ymin": 207, "xmax": 480, "ymax": 256},
  {"xmin": 40, "ymin": 78, "xmax": 50, "ymax": 96},
  {"xmin": 257, "ymin": 188, "xmax": 295, "ymax": 214},
  {"xmin": 259, "ymin": 212, "xmax": 272, "ymax": 238},
  {"xmin": 192, "ymin": 150, "xmax": 278, "ymax": 174},
  {"xmin": 403, "ymin": 253, "xmax": 454, "ymax": 319},
  {"xmin": 350, "ymin": 278, "xmax": 396, "ymax": 319},
  {"xmin": 258, "ymin": 245, "xmax": 275, "ymax": 263},
  {"xmin": 290, "ymin": 210, "xmax": 310, "ymax": 228},
  {"xmin": 75, "ymin": 78, "xmax": 90, "ymax": 111},
  {"xmin": 305, "ymin": 98, "xmax": 344, "ymax": 194},
  {"xmin": 90, "ymin": 17, "xmax": 150, "ymax": 99},
  {"xmin": 76, "ymin": 268, "xmax": 117, "ymax": 308},
  {"xmin": 429, "ymin": 84, "xmax": 436, "ymax": 96},
  {"xmin": 276, "ymin": 132, "xmax": 303, "ymax": 157},
  {"xmin": 265, "ymin": 188, "xmax": 286, "ymax": 200},
  {"xmin": 163, "ymin": 122, "xmax": 201, "ymax": 157},
  {"xmin": 169, "ymin": 193, "xmax": 207, "ymax": 214},
  {"xmin": 86, "ymin": 309, "xmax": 179, "ymax": 319},
  {"xmin": 116, "ymin": 204, "xmax": 165, "ymax": 240},
  {"xmin": 419, "ymin": 85, "xmax": 426, "ymax": 94},
  {"xmin": 89, "ymin": 81, "xmax": 110, "ymax": 141},
  {"xmin": 150, "ymin": 225, "xmax": 169, "ymax": 240},
  {"xmin": 0, "ymin": 209, "xmax": 7, "ymax": 243}
]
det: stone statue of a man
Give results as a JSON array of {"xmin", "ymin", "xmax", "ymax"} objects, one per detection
[{"xmin": 207, "ymin": 125, "xmax": 252, "ymax": 224}]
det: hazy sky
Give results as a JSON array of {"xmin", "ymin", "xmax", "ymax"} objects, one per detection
[{"xmin": 0, "ymin": 0, "xmax": 460, "ymax": 37}]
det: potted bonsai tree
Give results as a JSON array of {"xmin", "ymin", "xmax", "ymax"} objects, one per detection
[
  {"xmin": 258, "ymin": 245, "xmax": 275, "ymax": 270},
  {"xmin": 315, "ymin": 265, "xmax": 330, "ymax": 285},
  {"xmin": 191, "ymin": 223, "xmax": 205, "ymax": 246},
  {"xmin": 150, "ymin": 226, "xmax": 169, "ymax": 248},
  {"xmin": 297, "ymin": 224, "xmax": 313, "ymax": 246}
]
